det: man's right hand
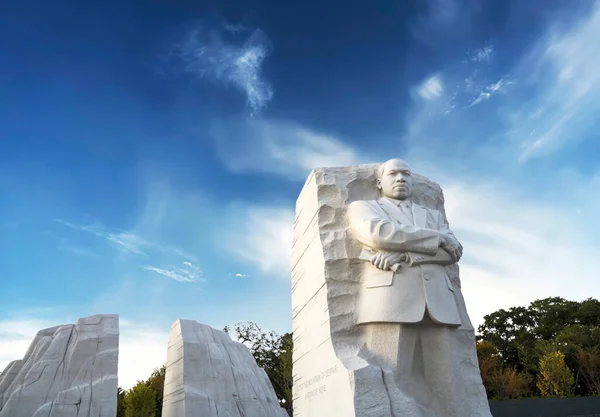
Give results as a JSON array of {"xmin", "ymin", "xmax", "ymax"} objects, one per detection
[{"xmin": 440, "ymin": 233, "xmax": 463, "ymax": 262}]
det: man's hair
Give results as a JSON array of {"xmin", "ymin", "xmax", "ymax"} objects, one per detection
[{"xmin": 377, "ymin": 158, "xmax": 411, "ymax": 179}]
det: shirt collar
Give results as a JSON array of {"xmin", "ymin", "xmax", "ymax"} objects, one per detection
[{"xmin": 385, "ymin": 197, "xmax": 412, "ymax": 207}]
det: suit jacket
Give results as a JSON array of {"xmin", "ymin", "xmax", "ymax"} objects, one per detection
[{"xmin": 347, "ymin": 198, "xmax": 462, "ymax": 326}]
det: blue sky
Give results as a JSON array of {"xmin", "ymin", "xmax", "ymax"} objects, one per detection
[{"xmin": 2, "ymin": 0, "xmax": 600, "ymax": 388}]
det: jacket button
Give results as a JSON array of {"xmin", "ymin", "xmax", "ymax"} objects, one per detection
[{"xmin": 424, "ymin": 275, "xmax": 430, "ymax": 281}]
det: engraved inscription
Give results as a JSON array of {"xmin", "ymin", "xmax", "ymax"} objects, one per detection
[
  {"xmin": 296, "ymin": 365, "xmax": 338, "ymax": 392},
  {"xmin": 305, "ymin": 384, "xmax": 326, "ymax": 399}
]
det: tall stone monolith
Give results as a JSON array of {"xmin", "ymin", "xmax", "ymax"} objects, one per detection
[{"xmin": 291, "ymin": 160, "xmax": 491, "ymax": 416}]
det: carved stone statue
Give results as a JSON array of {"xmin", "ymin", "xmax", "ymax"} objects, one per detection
[
  {"xmin": 347, "ymin": 158, "xmax": 475, "ymax": 416},
  {"xmin": 291, "ymin": 160, "xmax": 491, "ymax": 417}
]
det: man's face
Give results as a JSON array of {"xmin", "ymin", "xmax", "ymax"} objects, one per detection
[{"xmin": 378, "ymin": 159, "xmax": 413, "ymax": 200}]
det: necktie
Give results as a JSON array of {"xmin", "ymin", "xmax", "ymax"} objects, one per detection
[{"xmin": 399, "ymin": 201, "xmax": 414, "ymax": 224}]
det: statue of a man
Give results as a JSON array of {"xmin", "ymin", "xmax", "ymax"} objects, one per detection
[{"xmin": 347, "ymin": 158, "xmax": 466, "ymax": 416}]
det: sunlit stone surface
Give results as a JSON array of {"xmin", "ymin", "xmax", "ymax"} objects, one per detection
[
  {"xmin": 162, "ymin": 319, "xmax": 288, "ymax": 417},
  {"xmin": 0, "ymin": 314, "xmax": 119, "ymax": 417}
]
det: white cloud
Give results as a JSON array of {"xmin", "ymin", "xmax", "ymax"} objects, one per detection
[
  {"xmin": 439, "ymin": 175, "xmax": 600, "ymax": 331},
  {"xmin": 54, "ymin": 220, "xmax": 150, "ymax": 257},
  {"xmin": 0, "ymin": 319, "xmax": 54, "ymax": 374},
  {"xmin": 175, "ymin": 24, "xmax": 274, "ymax": 115},
  {"xmin": 0, "ymin": 317, "xmax": 168, "ymax": 391},
  {"xmin": 468, "ymin": 77, "xmax": 512, "ymax": 107},
  {"xmin": 144, "ymin": 261, "xmax": 203, "ymax": 283},
  {"xmin": 417, "ymin": 74, "xmax": 444, "ymax": 100},
  {"xmin": 55, "ymin": 208, "xmax": 201, "ymax": 284},
  {"xmin": 470, "ymin": 45, "xmax": 494, "ymax": 63},
  {"xmin": 118, "ymin": 321, "xmax": 169, "ymax": 389},
  {"xmin": 212, "ymin": 118, "xmax": 365, "ymax": 179},
  {"xmin": 224, "ymin": 205, "xmax": 294, "ymax": 278},
  {"xmin": 514, "ymin": 2, "xmax": 600, "ymax": 160}
]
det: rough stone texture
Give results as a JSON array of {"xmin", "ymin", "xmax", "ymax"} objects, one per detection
[
  {"xmin": 0, "ymin": 314, "xmax": 119, "ymax": 417},
  {"xmin": 162, "ymin": 319, "xmax": 289, "ymax": 417},
  {"xmin": 292, "ymin": 164, "xmax": 491, "ymax": 416}
]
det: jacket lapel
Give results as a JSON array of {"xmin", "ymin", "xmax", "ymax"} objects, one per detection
[{"xmin": 378, "ymin": 198, "xmax": 414, "ymax": 226}]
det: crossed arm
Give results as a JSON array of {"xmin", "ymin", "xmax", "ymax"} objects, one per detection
[{"xmin": 347, "ymin": 200, "xmax": 463, "ymax": 270}]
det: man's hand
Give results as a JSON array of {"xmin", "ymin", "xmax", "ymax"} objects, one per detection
[
  {"xmin": 371, "ymin": 251, "xmax": 407, "ymax": 271},
  {"xmin": 440, "ymin": 233, "xmax": 463, "ymax": 262}
]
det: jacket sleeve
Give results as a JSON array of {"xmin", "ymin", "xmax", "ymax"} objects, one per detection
[
  {"xmin": 347, "ymin": 200, "xmax": 440, "ymax": 254},
  {"xmin": 438, "ymin": 210, "xmax": 459, "ymax": 242}
]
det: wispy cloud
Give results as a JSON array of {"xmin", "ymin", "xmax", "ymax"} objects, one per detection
[
  {"xmin": 55, "ymin": 219, "xmax": 196, "ymax": 261},
  {"xmin": 470, "ymin": 45, "xmax": 494, "ymax": 63},
  {"xmin": 54, "ymin": 220, "xmax": 149, "ymax": 256},
  {"xmin": 212, "ymin": 118, "xmax": 365, "ymax": 179},
  {"xmin": 513, "ymin": 2, "xmax": 600, "ymax": 160},
  {"xmin": 144, "ymin": 261, "xmax": 203, "ymax": 283},
  {"xmin": 223, "ymin": 204, "xmax": 294, "ymax": 278},
  {"xmin": 468, "ymin": 77, "xmax": 512, "ymax": 107},
  {"xmin": 416, "ymin": 74, "xmax": 444, "ymax": 100},
  {"xmin": 54, "ymin": 217, "xmax": 201, "ymax": 283},
  {"xmin": 174, "ymin": 23, "xmax": 274, "ymax": 115}
]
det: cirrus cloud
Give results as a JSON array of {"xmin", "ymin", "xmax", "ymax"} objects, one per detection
[{"xmin": 174, "ymin": 23, "xmax": 274, "ymax": 115}]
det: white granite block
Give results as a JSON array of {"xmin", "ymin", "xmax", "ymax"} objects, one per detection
[
  {"xmin": 162, "ymin": 319, "xmax": 288, "ymax": 417},
  {"xmin": 0, "ymin": 314, "xmax": 119, "ymax": 417}
]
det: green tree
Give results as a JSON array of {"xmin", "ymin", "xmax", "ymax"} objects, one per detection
[
  {"xmin": 577, "ymin": 346, "xmax": 600, "ymax": 396},
  {"xmin": 537, "ymin": 351, "xmax": 575, "ymax": 397},
  {"xmin": 125, "ymin": 382, "xmax": 157, "ymax": 417},
  {"xmin": 269, "ymin": 332, "xmax": 292, "ymax": 414},
  {"xmin": 528, "ymin": 297, "xmax": 579, "ymax": 340},
  {"xmin": 492, "ymin": 367, "xmax": 533, "ymax": 399},
  {"xmin": 476, "ymin": 341, "xmax": 531, "ymax": 399},
  {"xmin": 145, "ymin": 366, "xmax": 166, "ymax": 417},
  {"xmin": 117, "ymin": 386, "xmax": 126, "ymax": 417},
  {"xmin": 477, "ymin": 305, "xmax": 536, "ymax": 370},
  {"xmin": 575, "ymin": 298, "xmax": 600, "ymax": 326},
  {"xmin": 476, "ymin": 341, "xmax": 502, "ymax": 397},
  {"xmin": 478, "ymin": 297, "xmax": 600, "ymax": 398},
  {"xmin": 224, "ymin": 322, "xmax": 292, "ymax": 415}
]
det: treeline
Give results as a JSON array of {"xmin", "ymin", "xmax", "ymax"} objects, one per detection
[
  {"xmin": 117, "ymin": 366, "xmax": 165, "ymax": 417},
  {"xmin": 116, "ymin": 322, "xmax": 292, "ymax": 417},
  {"xmin": 119, "ymin": 297, "xmax": 600, "ymax": 415},
  {"xmin": 476, "ymin": 296, "xmax": 600, "ymax": 399}
]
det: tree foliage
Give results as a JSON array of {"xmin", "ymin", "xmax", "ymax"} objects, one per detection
[
  {"xmin": 117, "ymin": 366, "xmax": 165, "ymax": 417},
  {"xmin": 117, "ymin": 387, "xmax": 126, "ymax": 417},
  {"xmin": 537, "ymin": 351, "xmax": 575, "ymax": 397},
  {"xmin": 125, "ymin": 382, "xmax": 157, "ymax": 417},
  {"xmin": 577, "ymin": 346, "xmax": 600, "ymax": 396},
  {"xmin": 476, "ymin": 341, "xmax": 531, "ymax": 399},
  {"xmin": 477, "ymin": 296, "xmax": 600, "ymax": 399}
]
